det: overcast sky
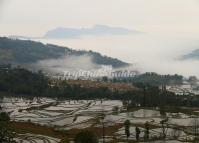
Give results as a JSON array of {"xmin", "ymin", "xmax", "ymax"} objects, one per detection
[
  {"xmin": 1, "ymin": 0, "xmax": 199, "ymax": 76},
  {"xmin": 1, "ymin": 0, "xmax": 199, "ymax": 36}
]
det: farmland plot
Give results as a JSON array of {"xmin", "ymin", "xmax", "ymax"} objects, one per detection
[{"xmin": 1, "ymin": 97, "xmax": 199, "ymax": 142}]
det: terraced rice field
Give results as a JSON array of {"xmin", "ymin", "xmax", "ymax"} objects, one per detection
[
  {"xmin": 1, "ymin": 97, "xmax": 199, "ymax": 142},
  {"xmin": 15, "ymin": 133, "xmax": 60, "ymax": 143}
]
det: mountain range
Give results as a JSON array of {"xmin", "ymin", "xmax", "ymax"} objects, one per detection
[{"xmin": 44, "ymin": 25, "xmax": 141, "ymax": 39}]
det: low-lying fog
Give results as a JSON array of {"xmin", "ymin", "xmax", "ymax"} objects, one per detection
[
  {"xmin": 35, "ymin": 30, "xmax": 199, "ymax": 77},
  {"xmin": 35, "ymin": 55, "xmax": 100, "ymax": 73}
]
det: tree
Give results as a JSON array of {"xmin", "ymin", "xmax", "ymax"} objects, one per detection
[
  {"xmin": 135, "ymin": 126, "xmax": 140, "ymax": 141},
  {"xmin": 159, "ymin": 107, "xmax": 166, "ymax": 117},
  {"xmin": 189, "ymin": 76, "xmax": 197, "ymax": 86},
  {"xmin": 160, "ymin": 118, "xmax": 169, "ymax": 139},
  {"xmin": 102, "ymin": 76, "xmax": 108, "ymax": 82},
  {"xmin": 144, "ymin": 122, "xmax": 150, "ymax": 141},
  {"xmin": 0, "ymin": 112, "xmax": 16, "ymax": 143},
  {"xmin": 98, "ymin": 112, "xmax": 106, "ymax": 143},
  {"xmin": 190, "ymin": 118, "xmax": 199, "ymax": 141},
  {"xmin": 124, "ymin": 120, "xmax": 131, "ymax": 139},
  {"xmin": 74, "ymin": 130, "xmax": 98, "ymax": 143},
  {"xmin": 0, "ymin": 112, "xmax": 10, "ymax": 121}
]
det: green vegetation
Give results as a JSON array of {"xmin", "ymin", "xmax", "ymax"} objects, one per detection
[
  {"xmin": 0, "ymin": 65, "xmax": 199, "ymax": 108},
  {"xmin": 0, "ymin": 65, "xmax": 48, "ymax": 96},
  {"xmin": 111, "ymin": 72, "xmax": 183, "ymax": 86},
  {"xmin": 0, "ymin": 112, "xmax": 16, "ymax": 143},
  {"xmin": 132, "ymin": 72, "xmax": 183, "ymax": 85},
  {"xmin": 74, "ymin": 130, "xmax": 98, "ymax": 143},
  {"xmin": 0, "ymin": 37, "xmax": 128, "ymax": 68}
]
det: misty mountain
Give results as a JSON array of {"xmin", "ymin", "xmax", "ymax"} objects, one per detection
[
  {"xmin": 0, "ymin": 37, "xmax": 129, "ymax": 69},
  {"xmin": 182, "ymin": 49, "xmax": 199, "ymax": 60},
  {"xmin": 44, "ymin": 25, "xmax": 141, "ymax": 39}
]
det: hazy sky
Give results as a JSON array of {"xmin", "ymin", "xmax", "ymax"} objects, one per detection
[
  {"xmin": 1, "ymin": 0, "xmax": 199, "ymax": 76},
  {"xmin": 1, "ymin": 0, "xmax": 199, "ymax": 36}
]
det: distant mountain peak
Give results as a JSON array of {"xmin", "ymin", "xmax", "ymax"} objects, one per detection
[
  {"xmin": 181, "ymin": 49, "xmax": 199, "ymax": 60},
  {"xmin": 44, "ymin": 25, "xmax": 141, "ymax": 39}
]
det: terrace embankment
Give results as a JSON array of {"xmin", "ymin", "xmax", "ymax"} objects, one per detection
[{"xmin": 9, "ymin": 121, "xmax": 66, "ymax": 139}]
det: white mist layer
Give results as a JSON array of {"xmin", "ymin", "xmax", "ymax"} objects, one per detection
[
  {"xmin": 36, "ymin": 31, "xmax": 199, "ymax": 77},
  {"xmin": 35, "ymin": 55, "xmax": 100, "ymax": 73},
  {"xmin": 35, "ymin": 54, "xmax": 138, "ymax": 77}
]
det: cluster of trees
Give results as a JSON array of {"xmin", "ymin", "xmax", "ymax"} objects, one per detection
[
  {"xmin": 128, "ymin": 83, "xmax": 199, "ymax": 107},
  {"xmin": 132, "ymin": 72, "xmax": 183, "ymax": 85},
  {"xmin": 52, "ymin": 130, "xmax": 99, "ymax": 143},
  {"xmin": 106, "ymin": 72, "xmax": 183, "ymax": 86},
  {"xmin": 0, "ymin": 112, "xmax": 16, "ymax": 143},
  {"xmin": 0, "ymin": 65, "xmax": 126, "ymax": 99},
  {"xmin": 1, "ymin": 65, "xmax": 199, "ymax": 107},
  {"xmin": 0, "ymin": 65, "xmax": 48, "ymax": 96}
]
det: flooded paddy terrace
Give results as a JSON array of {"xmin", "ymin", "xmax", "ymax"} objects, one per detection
[{"xmin": 1, "ymin": 97, "xmax": 199, "ymax": 142}]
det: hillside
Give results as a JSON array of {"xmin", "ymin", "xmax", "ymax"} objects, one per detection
[{"xmin": 0, "ymin": 37, "xmax": 129, "ymax": 68}]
